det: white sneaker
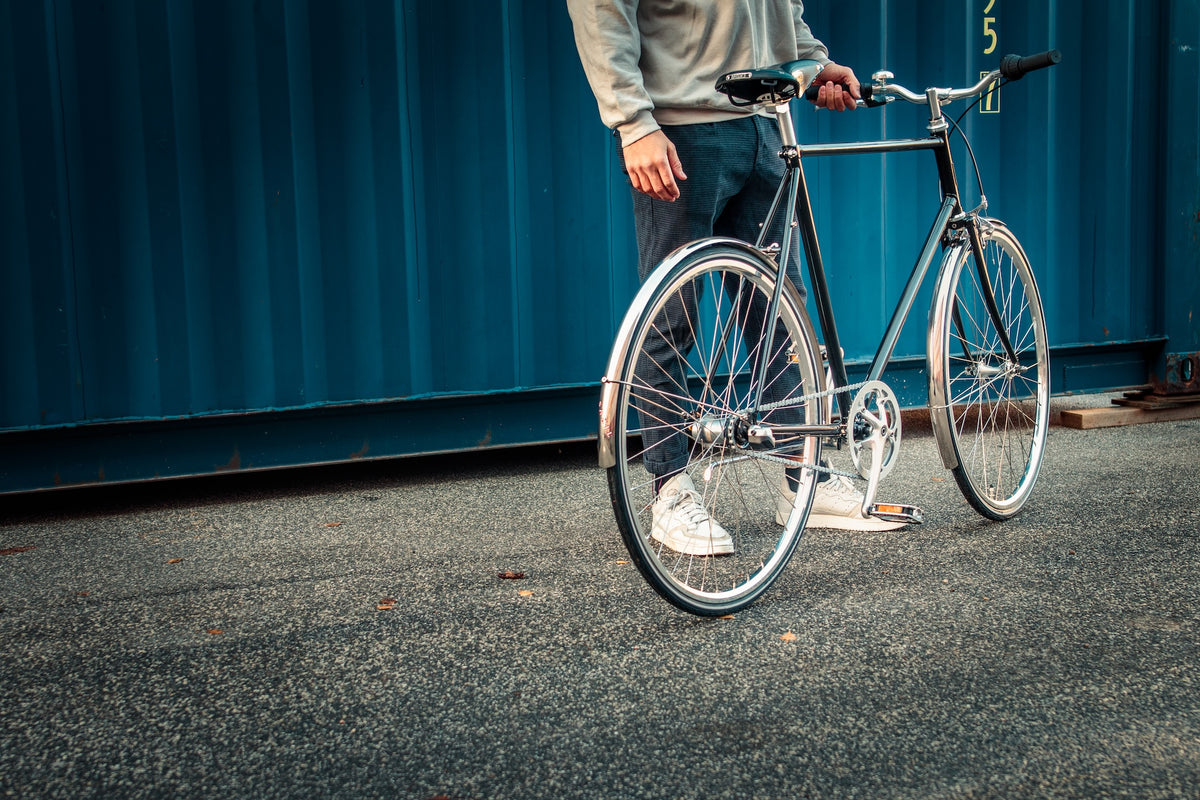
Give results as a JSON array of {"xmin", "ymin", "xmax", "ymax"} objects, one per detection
[
  {"xmin": 775, "ymin": 474, "xmax": 907, "ymax": 532},
  {"xmin": 651, "ymin": 473, "xmax": 735, "ymax": 556}
]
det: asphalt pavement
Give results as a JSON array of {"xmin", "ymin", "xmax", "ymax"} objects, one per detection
[{"xmin": 1, "ymin": 392, "xmax": 1198, "ymax": 800}]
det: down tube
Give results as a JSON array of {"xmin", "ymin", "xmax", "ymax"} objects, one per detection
[{"xmin": 865, "ymin": 197, "xmax": 959, "ymax": 382}]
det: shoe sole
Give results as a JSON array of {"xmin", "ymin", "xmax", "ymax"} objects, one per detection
[
  {"xmin": 776, "ymin": 504, "xmax": 906, "ymax": 532},
  {"xmin": 650, "ymin": 529, "xmax": 735, "ymax": 557},
  {"xmin": 804, "ymin": 511, "xmax": 906, "ymax": 532}
]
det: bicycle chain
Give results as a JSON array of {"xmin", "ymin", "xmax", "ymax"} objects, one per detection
[
  {"xmin": 751, "ymin": 378, "xmax": 877, "ymax": 482},
  {"xmin": 744, "ymin": 449, "xmax": 862, "ymax": 481},
  {"xmin": 755, "ymin": 378, "xmax": 871, "ymax": 414}
]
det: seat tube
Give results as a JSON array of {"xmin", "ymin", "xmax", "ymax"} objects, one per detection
[
  {"xmin": 790, "ymin": 153, "xmax": 852, "ymax": 415},
  {"xmin": 749, "ymin": 103, "xmax": 803, "ymax": 417},
  {"xmin": 751, "ymin": 169, "xmax": 801, "ymax": 417}
]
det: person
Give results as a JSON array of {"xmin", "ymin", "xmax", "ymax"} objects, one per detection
[{"xmin": 567, "ymin": 0, "xmax": 906, "ymax": 554}]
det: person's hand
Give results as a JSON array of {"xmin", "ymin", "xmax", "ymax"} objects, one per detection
[
  {"xmin": 812, "ymin": 61, "xmax": 861, "ymax": 112},
  {"xmin": 623, "ymin": 130, "xmax": 687, "ymax": 201}
]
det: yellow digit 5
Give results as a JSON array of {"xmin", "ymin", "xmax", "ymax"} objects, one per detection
[{"xmin": 983, "ymin": 16, "xmax": 997, "ymax": 54}]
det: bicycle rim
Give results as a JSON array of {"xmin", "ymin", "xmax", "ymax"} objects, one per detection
[
  {"xmin": 930, "ymin": 221, "xmax": 1050, "ymax": 519},
  {"xmin": 607, "ymin": 244, "xmax": 824, "ymax": 615}
]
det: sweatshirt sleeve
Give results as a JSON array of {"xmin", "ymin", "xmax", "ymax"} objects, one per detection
[
  {"xmin": 791, "ymin": 1, "xmax": 831, "ymax": 64},
  {"xmin": 565, "ymin": 0, "xmax": 661, "ymax": 146}
]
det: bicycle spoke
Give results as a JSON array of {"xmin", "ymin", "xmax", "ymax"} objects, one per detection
[
  {"xmin": 932, "ymin": 222, "xmax": 1049, "ymax": 519},
  {"xmin": 607, "ymin": 247, "xmax": 823, "ymax": 615}
]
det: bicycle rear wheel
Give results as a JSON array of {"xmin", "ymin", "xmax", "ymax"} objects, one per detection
[
  {"xmin": 604, "ymin": 241, "xmax": 825, "ymax": 615},
  {"xmin": 928, "ymin": 220, "xmax": 1050, "ymax": 519}
]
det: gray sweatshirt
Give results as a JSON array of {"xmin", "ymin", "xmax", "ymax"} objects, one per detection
[{"xmin": 567, "ymin": 0, "xmax": 830, "ymax": 146}]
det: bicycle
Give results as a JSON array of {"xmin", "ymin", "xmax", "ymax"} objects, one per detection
[{"xmin": 597, "ymin": 50, "xmax": 1062, "ymax": 616}]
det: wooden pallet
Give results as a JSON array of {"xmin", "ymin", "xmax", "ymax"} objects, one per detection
[{"xmin": 1060, "ymin": 390, "xmax": 1200, "ymax": 429}]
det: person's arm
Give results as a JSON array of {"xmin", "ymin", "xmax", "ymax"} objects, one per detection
[
  {"xmin": 566, "ymin": 0, "xmax": 687, "ymax": 201},
  {"xmin": 790, "ymin": 0, "xmax": 830, "ymax": 64},
  {"xmin": 566, "ymin": 0, "xmax": 658, "ymax": 146}
]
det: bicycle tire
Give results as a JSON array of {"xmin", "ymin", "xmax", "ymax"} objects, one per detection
[
  {"xmin": 928, "ymin": 220, "xmax": 1050, "ymax": 520},
  {"xmin": 605, "ymin": 240, "xmax": 825, "ymax": 615}
]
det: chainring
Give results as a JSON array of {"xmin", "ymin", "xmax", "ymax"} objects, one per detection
[{"xmin": 847, "ymin": 380, "xmax": 902, "ymax": 481}]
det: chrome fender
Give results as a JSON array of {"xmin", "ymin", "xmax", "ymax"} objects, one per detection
[
  {"xmin": 926, "ymin": 220, "xmax": 1036, "ymax": 471},
  {"xmin": 598, "ymin": 238, "xmax": 773, "ymax": 468},
  {"xmin": 926, "ymin": 238, "xmax": 971, "ymax": 470}
]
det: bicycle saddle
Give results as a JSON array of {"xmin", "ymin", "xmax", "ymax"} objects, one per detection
[{"xmin": 715, "ymin": 59, "xmax": 823, "ymax": 106}]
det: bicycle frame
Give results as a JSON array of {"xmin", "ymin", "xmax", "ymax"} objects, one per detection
[
  {"xmin": 595, "ymin": 114, "xmax": 970, "ymax": 468},
  {"xmin": 597, "ymin": 53, "xmax": 1057, "ymax": 615},
  {"xmin": 598, "ymin": 67, "xmax": 1032, "ymax": 469},
  {"xmin": 755, "ymin": 99, "xmax": 995, "ymax": 441}
]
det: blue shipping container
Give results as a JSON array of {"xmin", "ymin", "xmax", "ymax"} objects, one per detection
[{"xmin": 0, "ymin": 0, "xmax": 1196, "ymax": 492}]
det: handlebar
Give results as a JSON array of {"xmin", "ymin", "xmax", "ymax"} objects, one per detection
[
  {"xmin": 1000, "ymin": 49, "xmax": 1062, "ymax": 80},
  {"xmin": 802, "ymin": 50, "xmax": 1061, "ymax": 108}
]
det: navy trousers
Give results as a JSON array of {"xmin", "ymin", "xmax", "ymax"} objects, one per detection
[{"xmin": 626, "ymin": 115, "xmax": 809, "ymax": 477}]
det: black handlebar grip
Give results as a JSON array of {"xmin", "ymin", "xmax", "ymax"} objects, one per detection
[
  {"xmin": 803, "ymin": 83, "xmax": 875, "ymax": 103},
  {"xmin": 999, "ymin": 49, "xmax": 1062, "ymax": 80}
]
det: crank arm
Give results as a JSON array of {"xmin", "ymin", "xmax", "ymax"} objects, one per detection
[
  {"xmin": 857, "ymin": 433, "xmax": 923, "ymax": 524},
  {"xmin": 860, "ymin": 436, "xmax": 884, "ymax": 517}
]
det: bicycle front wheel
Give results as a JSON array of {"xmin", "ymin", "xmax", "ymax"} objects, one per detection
[
  {"xmin": 928, "ymin": 220, "xmax": 1050, "ymax": 520},
  {"xmin": 604, "ymin": 240, "xmax": 825, "ymax": 616}
]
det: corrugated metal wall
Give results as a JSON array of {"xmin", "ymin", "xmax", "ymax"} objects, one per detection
[
  {"xmin": 790, "ymin": 1, "xmax": 1170, "ymax": 383},
  {"xmin": 1158, "ymin": 0, "xmax": 1200, "ymax": 393},
  {"xmin": 1, "ymin": 0, "xmax": 619, "ymax": 423},
  {"xmin": 1, "ymin": 0, "xmax": 1196, "ymax": 492}
]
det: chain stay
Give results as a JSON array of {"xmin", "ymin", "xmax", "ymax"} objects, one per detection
[{"xmin": 740, "ymin": 449, "xmax": 862, "ymax": 481}]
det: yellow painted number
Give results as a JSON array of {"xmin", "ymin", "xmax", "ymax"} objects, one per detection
[
  {"xmin": 982, "ymin": 0, "xmax": 998, "ymax": 113},
  {"xmin": 980, "ymin": 71, "xmax": 1000, "ymax": 113},
  {"xmin": 983, "ymin": 0, "xmax": 997, "ymax": 54}
]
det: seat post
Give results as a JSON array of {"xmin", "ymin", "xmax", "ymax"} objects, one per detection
[{"xmin": 772, "ymin": 102, "xmax": 798, "ymax": 148}]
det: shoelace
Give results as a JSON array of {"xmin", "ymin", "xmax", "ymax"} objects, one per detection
[
  {"xmin": 822, "ymin": 475, "xmax": 860, "ymax": 499},
  {"xmin": 665, "ymin": 489, "xmax": 715, "ymax": 526}
]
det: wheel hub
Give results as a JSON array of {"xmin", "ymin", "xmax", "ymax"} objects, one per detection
[{"xmin": 689, "ymin": 413, "xmax": 776, "ymax": 451}]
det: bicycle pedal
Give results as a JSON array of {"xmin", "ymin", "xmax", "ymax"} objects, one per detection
[{"xmin": 868, "ymin": 503, "xmax": 924, "ymax": 525}]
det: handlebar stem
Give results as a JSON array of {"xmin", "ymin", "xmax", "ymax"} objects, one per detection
[{"xmin": 925, "ymin": 88, "xmax": 947, "ymax": 133}]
